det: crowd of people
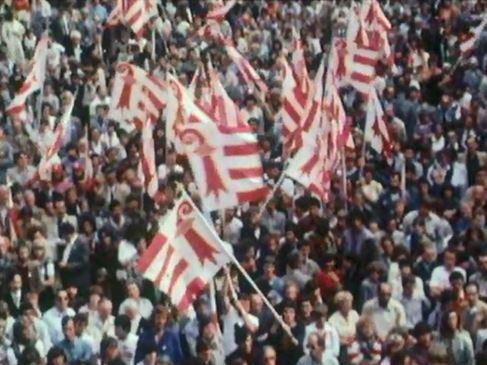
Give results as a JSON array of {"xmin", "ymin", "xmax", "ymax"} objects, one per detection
[{"xmin": 0, "ymin": 0, "xmax": 486, "ymax": 364}]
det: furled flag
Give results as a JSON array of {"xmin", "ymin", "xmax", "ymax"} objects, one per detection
[
  {"xmin": 279, "ymin": 57, "xmax": 307, "ymax": 154},
  {"xmin": 290, "ymin": 27, "xmax": 311, "ymax": 99},
  {"xmin": 106, "ymin": 0, "xmax": 158, "ymax": 38},
  {"xmin": 292, "ymin": 57, "xmax": 326, "ymax": 151},
  {"xmin": 224, "ymin": 43, "xmax": 269, "ymax": 101},
  {"xmin": 207, "ymin": 60, "xmax": 245, "ymax": 127},
  {"xmin": 81, "ymin": 133, "xmax": 94, "ymax": 190},
  {"xmin": 188, "ymin": 64, "xmax": 215, "ymax": 116},
  {"xmin": 459, "ymin": 15, "xmax": 487, "ymax": 57},
  {"xmin": 284, "ymin": 131, "xmax": 328, "ymax": 201},
  {"xmin": 38, "ymin": 93, "xmax": 75, "ymax": 180},
  {"xmin": 137, "ymin": 192, "xmax": 232, "ymax": 311},
  {"xmin": 175, "ymin": 85, "xmax": 267, "ymax": 211},
  {"xmin": 364, "ymin": 88, "xmax": 393, "ymax": 157},
  {"xmin": 108, "ymin": 62, "xmax": 169, "ymax": 131},
  {"xmin": 138, "ymin": 118, "xmax": 158, "ymax": 198},
  {"xmin": 5, "ymin": 178, "xmax": 20, "ymax": 244},
  {"xmin": 7, "ymin": 33, "xmax": 48, "ymax": 120}
]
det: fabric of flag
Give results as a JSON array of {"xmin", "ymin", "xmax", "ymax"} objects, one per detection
[
  {"xmin": 174, "ymin": 85, "xmax": 267, "ymax": 211},
  {"xmin": 364, "ymin": 88, "xmax": 393, "ymax": 157},
  {"xmin": 108, "ymin": 62, "xmax": 169, "ymax": 131},
  {"xmin": 137, "ymin": 193, "xmax": 232, "ymax": 312},
  {"xmin": 279, "ymin": 57, "xmax": 307, "ymax": 154},
  {"xmin": 290, "ymin": 27, "xmax": 310, "ymax": 99},
  {"xmin": 106, "ymin": 0, "xmax": 158, "ymax": 38},
  {"xmin": 38, "ymin": 94, "xmax": 75, "ymax": 180},
  {"xmin": 207, "ymin": 60, "xmax": 245, "ymax": 128},
  {"xmin": 224, "ymin": 43, "xmax": 269, "ymax": 101},
  {"xmin": 284, "ymin": 131, "xmax": 328, "ymax": 200},
  {"xmin": 206, "ymin": 0, "xmax": 236, "ymax": 22},
  {"xmin": 459, "ymin": 15, "xmax": 487, "ymax": 57},
  {"xmin": 139, "ymin": 118, "xmax": 158, "ymax": 198},
  {"xmin": 7, "ymin": 33, "xmax": 48, "ymax": 120}
]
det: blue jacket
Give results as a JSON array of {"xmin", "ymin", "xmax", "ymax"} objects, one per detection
[{"xmin": 135, "ymin": 326, "xmax": 183, "ymax": 364}]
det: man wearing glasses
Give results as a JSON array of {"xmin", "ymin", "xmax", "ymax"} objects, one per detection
[
  {"xmin": 296, "ymin": 332, "xmax": 339, "ymax": 365},
  {"xmin": 42, "ymin": 289, "xmax": 76, "ymax": 344}
]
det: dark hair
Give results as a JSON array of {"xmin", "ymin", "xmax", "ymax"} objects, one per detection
[
  {"xmin": 61, "ymin": 316, "xmax": 74, "ymax": 329},
  {"xmin": 47, "ymin": 347, "xmax": 67, "ymax": 365},
  {"xmin": 196, "ymin": 338, "xmax": 211, "ymax": 354},
  {"xmin": 19, "ymin": 345, "xmax": 41, "ymax": 365},
  {"xmin": 449, "ymin": 271, "xmax": 464, "ymax": 283},
  {"xmin": 114, "ymin": 314, "xmax": 131, "ymax": 333}
]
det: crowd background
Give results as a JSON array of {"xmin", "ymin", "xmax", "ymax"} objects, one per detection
[{"xmin": 0, "ymin": 0, "xmax": 486, "ymax": 365}]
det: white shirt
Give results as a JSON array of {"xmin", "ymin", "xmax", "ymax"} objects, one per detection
[
  {"xmin": 42, "ymin": 306, "xmax": 76, "ymax": 345},
  {"xmin": 303, "ymin": 322, "xmax": 340, "ymax": 360},
  {"xmin": 223, "ymin": 216, "xmax": 243, "ymax": 246},
  {"xmin": 328, "ymin": 310, "xmax": 360, "ymax": 340},
  {"xmin": 429, "ymin": 265, "xmax": 466, "ymax": 292},
  {"xmin": 119, "ymin": 297, "xmax": 153, "ymax": 319},
  {"xmin": 118, "ymin": 333, "xmax": 139, "ymax": 365},
  {"xmin": 362, "ymin": 298, "xmax": 407, "ymax": 341},
  {"xmin": 61, "ymin": 234, "xmax": 78, "ymax": 264},
  {"xmin": 222, "ymin": 305, "xmax": 259, "ymax": 356}
]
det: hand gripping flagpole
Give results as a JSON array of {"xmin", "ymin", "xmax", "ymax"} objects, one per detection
[
  {"xmin": 257, "ymin": 162, "xmax": 288, "ymax": 217},
  {"xmin": 191, "ymin": 195, "xmax": 299, "ymax": 345}
]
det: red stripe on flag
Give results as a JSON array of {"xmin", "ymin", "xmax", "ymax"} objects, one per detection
[
  {"xmin": 237, "ymin": 186, "xmax": 269, "ymax": 204},
  {"xmin": 350, "ymin": 72, "xmax": 373, "ymax": 83},
  {"xmin": 154, "ymin": 245, "xmax": 174, "ymax": 287},
  {"xmin": 282, "ymin": 99, "xmax": 302, "ymax": 124},
  {"xmin": 167, "ymin": 258, "xmax": 188, "ymax": 296},
  {"xmin": 137, "ymin": 233, "xmax": 167, "ymax": 273},
  {"xmin": 228, "ymin": 167, "xmax": 263, "ymax": 179},
  {"xmin": 177, "ymin": 277, "xmax": 205, "ymax": 311},
  {"xmin": 353, "ymin": 54, "xmax": 377, "ymax": 67},
  {"xmin": 223, "ymin": 143, "xmax": 259, "ymax": 156},
  {"xmin": 7, "ymin": 104, "xmax": 25, "ymax": 115}
]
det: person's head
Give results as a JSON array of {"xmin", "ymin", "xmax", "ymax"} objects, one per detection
[
  {"xmin": 59, "ymin": 222, "xmax": 75, "ymax": 240},
  {"xmin": 300, "ymin": 297, "xmax": 313, "ymax": 319},
  {"xmin": 281, "ymin": 301, "xmax": 297, "ymax": 325},
  {"xmin": 19, "ymin": 345, "xmax": 41, "ymax": 365},
  {"xmin": 61, "ymin": 316, "xmax": 75, "ymax": 342},
  {"xmin": 284, "ymin": 281, "xmax": 299, "ymax": 301},
  {"xmin": 356, "ymin": 316, "xmax": 375, "ymax": 339},
  {"xmin": 126, "ymin": 281, "xmax": 140, "ymax": 299},
  {"xmin": 443, "ymin": 249, "xmax": 457, "ymax": 270},
  {"xmin": 100, "ymin": 337, "xmax": 119, "ymax": 361},
  {"xmin": 263, "ymin": 256, "xmax": 276, "ymax": 278},
  {"xmin": 47, "ymin": 346, "xmax": 67, "ymax": 365},
  {"xmin": 9, "ymin": 272, "xmax": 22, "ymax": 292},
  {"xmin": 465, "ymin": 282, "xmax": 480, "ymax": 306},
  {"xmin": 449, "ymin": 271, "xmax": 465, "ymax": 292},
  {"xmin": 413, "ymin": 322, "xmax": 433, "ymax": 348},
  {"xmin": 98, "ymin": 298, "xmax": 112, "ymax": 320},
  {"xmin": 153, "ymin": 305, "xmax": 170, "ymax": 331},
  {"xmin": 334, "ymin": 291, "xmax": 353, "ymax": 314},
  {"xmin": 88, "ymin": 285, "xmax": 103, "ymax": 308},
  {"xmin": 440, "ymin": 309, "xmax": 460, "ymax": 337},
  {"xmin": 115, "ymin": 314, "xmax": 131, "ymax": 340},
  {"xmin": 74, "ymin": 313, "xmax": 88, "ymax": 336},
  {"xmin": 378, "ymin": 283, "xmax": 392, "ymax": 308},
  {"xmin": 262, "ymin": 345, "xmax": 277, "ymax": 365},
  {"xmin": 306, "ymin": 332, "xmax": 325, "ymax": 361},
  {"xmin": 478, "ymin": 250, "xmax": 487, "ymax": 274},
  {"xmin": 390, "ymin": 351, "xmax": 413, "ymax": 365},
  {"xmin": 196, "ymin": 338, "xmax": 212, "ymax": 363},
  {"xmin": 234, "ymin": 324, "xmax": 252, "ymax": 353},
  {"xmin": 428, "ymin": 343, "xmax": 450, "ymax": 365},
  {"xmin": 402, "ymin": 275, "xmax": 416, "ymax": 297},
  {"xmin": 0, "ymin": 317, "xmax": 5, "ymax": 340},
  {"xmin": 313, "ymin": 303, "xmax": 328, "ymax": 326},
  {"xmin": 55, "ymin": 290, "xmax": 69, "ymax": 311}
]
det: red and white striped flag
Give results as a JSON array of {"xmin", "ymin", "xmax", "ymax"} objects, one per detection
[
  {"xmin": 38, "ymin": 94, "xmax": 75, "ymax": 180},
  {"xmin": 345, "ymin": 2, "xmax": 380, "ymax": 96},
  {"xmin": 279, "ymin": 57, "xmax": 307, "ymax": 154},
  {"xmin": 176, "ymin": 88, "xmax": 267, "ymax": 211},
  {"xmin": 362, "ymin": 0, "xmax": 393, "ymax": 65},
  {"xmin": 139, "ymin": 118, "xmax": 158, "ymax": 198},
  {"xmin": 106, "ymin": 0, "xmax": 158, "ymax": 38},
  {"xmin": 284, "ymin": 132, "xmax": 328, "ymax": 200},
  {"xmin": 108, "ymin": 62, "xmax": 169, "ymax": 130},
  {"xmin": 291, "ymin": 27, "xmax": 310, "ymax": 99},
  {"xmin": 7, "ymin": 33, "xmax": 48, "ymax": 120},
  {"xmin": 137, "ymin": 192, "xmax": 232, "ymax": 312},
  {"xmin": 364, "ymin": 89, "xmax": 393, "ymax": 157},
  {"xmin": 206, "ymin": 0, "xmax": 236, "ymax": 22},
  {"xmin": 207, "ymin": 60, "xmax": 245, "ymax": 127},
  {"xmin": 224, "ymin": 43, "xmax": 269, "ymax": 101},
  {"xmin": 460, "ymin": 15, "xmax": 487, "ymax": 57}
]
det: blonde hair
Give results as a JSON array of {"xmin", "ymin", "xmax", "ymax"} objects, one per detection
[{"xmin": 334, "ymin": 290, "xmax": 353, "ymax": 306}]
